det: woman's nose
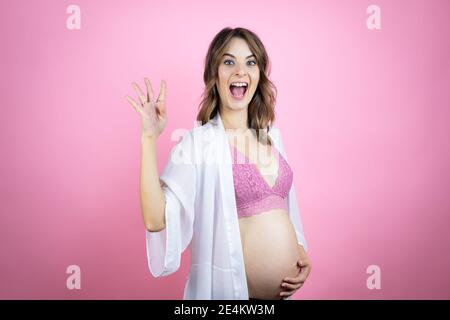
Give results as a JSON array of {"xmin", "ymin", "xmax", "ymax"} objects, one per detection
[{"xmin": 235, "ymin": 63, "xmax": 247, "ymax": 76}]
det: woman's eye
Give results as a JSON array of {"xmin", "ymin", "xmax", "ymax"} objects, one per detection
[{"xmin": 223, "ymin": 59, "xmax": 257, "ymax": 66}]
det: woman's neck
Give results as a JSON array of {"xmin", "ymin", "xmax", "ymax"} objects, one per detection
[{"xmin": 219, "ymin": 108, "xmax": 248, "ymax": 131}]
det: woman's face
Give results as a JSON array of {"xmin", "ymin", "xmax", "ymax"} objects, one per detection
[{"xmin": 216, "ymin": 37, "xmax": 260, "ymax": 111}]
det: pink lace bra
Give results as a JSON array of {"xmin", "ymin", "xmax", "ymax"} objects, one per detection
[{"xmin": 229, "ymin": 143, "xmax": 293, "ymax": 218}]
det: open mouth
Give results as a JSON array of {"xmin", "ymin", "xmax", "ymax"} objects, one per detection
[{"xmin": 229, "ymin": 81, "xmax": 248, "ymax": 100}]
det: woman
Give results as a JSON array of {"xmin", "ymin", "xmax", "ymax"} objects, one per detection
[{"xmin": 126, "ymin": 27, "xmax": 311, "ymax": 300}]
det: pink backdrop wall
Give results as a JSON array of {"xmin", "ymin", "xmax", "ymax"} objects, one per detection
[{"xmin": 1, "ymin": 0, "xmax": 449, "ymax": 299}]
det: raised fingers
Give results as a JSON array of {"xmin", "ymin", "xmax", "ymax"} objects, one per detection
[
  {"xmin": 125, "ymin": 95, "xmax": 143, "ymax": 116},
  {"xmin": 132, "ymin": 82, "xmax": 147, "ymax": 105},
  {"xmin": 144, "ymin": 77, "xmax": 154, "ymax": 103},
  {"xmin": 157, "ymin": 80, "xmax": 166, "ymax": 103}
]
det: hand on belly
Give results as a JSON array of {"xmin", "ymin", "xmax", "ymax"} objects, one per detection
[{"xmin": 239, "ymin": 210, "xmax": 301, "ymax": 300}]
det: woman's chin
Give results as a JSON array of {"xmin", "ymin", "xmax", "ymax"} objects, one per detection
[{"xmin": 227, "ymin": 100, "xmax": 248, "ymax": 110}]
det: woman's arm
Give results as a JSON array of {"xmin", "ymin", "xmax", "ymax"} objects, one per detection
[
  {"xmin": 140, "ymin": 133, "xmax": 166, "ymax": 232},
  {"xmin": 126, "ymin": 78, "xmax": 168, "ymax": 232},
  {"xmin": 128, "ymin": 78, "xmax": 196, "ymax": 278}
]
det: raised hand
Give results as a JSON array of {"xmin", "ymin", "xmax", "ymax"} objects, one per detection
[{"xmin": 126, "ymin": 78, "xmax": 168, "ymax": 138}]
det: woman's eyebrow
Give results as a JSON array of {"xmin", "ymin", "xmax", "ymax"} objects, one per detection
[{"xmin": 222, "ymin": 53, "xmax": 255, "ymax": 59}]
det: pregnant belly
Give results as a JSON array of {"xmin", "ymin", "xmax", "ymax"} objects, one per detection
[{"xmin": 239, "ymin": 209, "xmax": 301, "ymax": 300}]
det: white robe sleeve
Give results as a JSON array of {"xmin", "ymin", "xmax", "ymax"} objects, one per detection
[
  {"xmin": 145, "ymin": 131, "xmax": 196, "ymax": 278},
  {"xmin": 273, "ymin": 129, "xmax": 309, "ymax": 253}
]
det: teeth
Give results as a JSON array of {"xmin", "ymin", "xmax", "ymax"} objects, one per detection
[{"xmin": 230, "ymin": 82, "xmax": 248, "ymax": 87}]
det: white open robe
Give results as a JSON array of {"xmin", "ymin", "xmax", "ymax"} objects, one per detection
[{"xmin": 146, "ymin": 111, "xmax": 308, "ymax": 300}]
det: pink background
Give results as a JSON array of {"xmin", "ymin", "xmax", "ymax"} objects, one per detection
[{"xmin": 1, "ymin": 0, "xmax": 449, "ymax": 299}]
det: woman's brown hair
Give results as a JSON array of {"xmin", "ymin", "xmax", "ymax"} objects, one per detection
[{"xmin": 196, "ymin": 27, "xmax": 277, "ymax": 145}]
